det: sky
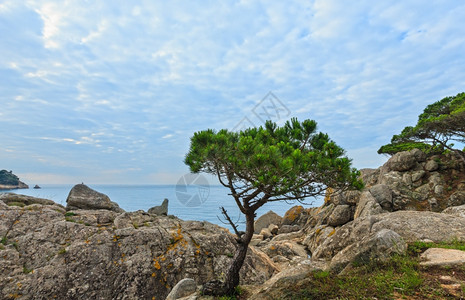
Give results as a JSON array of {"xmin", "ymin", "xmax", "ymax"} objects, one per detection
[{"xmin": 1, "ymin": 1, "xmax": 464, "ymax": 185}]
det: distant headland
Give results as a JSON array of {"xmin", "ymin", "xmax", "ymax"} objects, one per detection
[{"xmin": 0, "ymin": 169, "xmax": 28, "ymax": 190}]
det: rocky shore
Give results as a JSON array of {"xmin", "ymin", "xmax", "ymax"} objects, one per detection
[{"xmin": 1, "ymin": 149, "xmax": 465, "ymax": 299}]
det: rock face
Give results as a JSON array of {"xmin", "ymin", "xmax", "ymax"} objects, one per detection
[
  {"xmin": 0, "ymin": 195, "xmax": 278, "ymax": 300},
  {"xmin": 148, "ymin": 198, "xmax": 168, "ymax": 215},
  {"xmin": 66, "ymin": 184, "xmax": 124, "ymax": 213}
]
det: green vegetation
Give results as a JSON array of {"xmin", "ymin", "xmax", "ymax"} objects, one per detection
[
  {"xmin": 185, "ymin": 118, "xmax": 363, "ymax": 295},
  {"xmin": 7, "ymin": 202, "xmax": 25, "ymax": 207},
  {"xmin": 64, "ymin": 212, "xmax": 77, "ymax": 217},
  {"xmin": 378, "ymin": 92, "xmax": 465, "ymax": 160},
  {"xmin": 275, "ymin": 241, "xmax": 465, "ymax": 299},
  {"xmin": 0, "ymin": 169, "xmax": 20, "ymax": 185}
]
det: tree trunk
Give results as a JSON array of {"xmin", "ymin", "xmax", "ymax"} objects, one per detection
[{"xmin": 223, "ymin": 211, "xmax": 255, "ymax": 295}]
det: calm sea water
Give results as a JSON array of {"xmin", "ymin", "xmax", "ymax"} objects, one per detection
[{"xmin": 4, "ymin": 184, "xmax": 324, "ymax": 230}]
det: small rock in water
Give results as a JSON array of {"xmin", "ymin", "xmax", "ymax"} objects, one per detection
[{"xmin": 148, "ymin": 198, "xmax": 168, "ymax": 215}]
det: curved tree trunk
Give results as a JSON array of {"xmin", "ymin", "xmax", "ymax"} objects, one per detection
[{"xmin": 223, "ymin": 211, "xmax": 255, "ymax": 295}]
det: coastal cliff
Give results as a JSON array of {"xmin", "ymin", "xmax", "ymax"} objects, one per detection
[{"xmin": 0, "ymin": 170, "xmax": 28, "ymax": 190}]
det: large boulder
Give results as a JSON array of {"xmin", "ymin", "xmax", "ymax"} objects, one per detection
[
  {"xmin": 254, "ymin": 211, "xmax": 282, "ymax": 234},
  {"xmin": 66, "ymin": 184, "xmax": 124, "ymax": 213},
  {"xmin": 383, "ymin": 150, "xmax": 421, "ymax": 172}
]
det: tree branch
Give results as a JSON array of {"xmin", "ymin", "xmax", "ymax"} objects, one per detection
[{"xmin": 220, "ymin": 207, "xmax": 242, "ymax": 240}]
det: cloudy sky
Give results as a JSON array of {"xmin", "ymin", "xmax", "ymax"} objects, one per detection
[{"xmin": 1, "ymin": 1, "xmax": 464, "ymax": 185}]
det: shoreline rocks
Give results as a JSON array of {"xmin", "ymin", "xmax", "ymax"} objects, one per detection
[{"xmin": 66, "ymin": 183, "xmax": 124, "ymax": 213}]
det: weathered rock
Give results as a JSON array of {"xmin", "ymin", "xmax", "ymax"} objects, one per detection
[
  {"xmin": 429, "ymin": 197, "xmax": 439, "ymax": 211},
  {"xmin": 281, "ymin": 206, "xmax": 304, "ymax": 226},
  {"xmin": 327, "ymin": 190, "xmax": 362, "ymax": 206},
  {"xmin": 262, "ymin": 240, "xmax": 308, "ymax": 261},
  {"xmin": 411, "ymin": 170, "xmax": 426, "ymax": 182},
  {"xmin": 260, "ymin": 228, "xmax": 273, "ymax": 239},
  {"xmin": 420, "ymin": 248, "xmax": 465, "ymax": 266},
  {"xmin": 249, "ymin": 259, "xmax": 328, "ymax": 300},
  {"xmin": 277, "ymin": 224, "xmax": 300, "ymax": 235},
  {"xmin": 425, "ymin": 159, "xmax": 439, "ymax": 171},
  {"xmin": 0, "ymin": 193, "xmax": 61, "ymax": 207},
  {"xmin": 305, "ymin": 204, "xmax": 334, "ymax": 228},
  {"xmin": 148, "ymin": 198, "xmax": 168, "ymax": 215},
  {"xmin": 329, "ymin": 229, "xmax": 406, "ymax": 273},
  {"xmin": 268, "ymin": 224, "xmax": 279, "ymax": 235},
  {"xmin": 66, "ymin": 184, "xmax": 124, "ymax": 213},
  {"xmin": 303, "ymin": 225, "xmax": 335, "ymax": 254},
  {"xmin": 65, "ymin": 209, "xmax": 119, "ymax": 226},
  {"xmin": 369, "ymin": 184, "xmax": 392, "ymax": 211},
  {"xmin": 312, "ymin": 211, "xmax": 465, "ymax": 261},
  {"xmin": 254, "ymin": 211, "xmax": 282, "ymax": 234},
  {"xmin": 442, "ymin": 204, "xmax": 465, "ymax": 218},
  {"xmin": 327, "ymin": 204, "xmax": 352, "ymax": 226},
  {"xmin": 359, "ymin": 168, "xmax": 379, "ymax": 188},
  {"xmin": 0, "ymin": 203, "xmax": 278, "ymax": 299},
  {"xmin": 353, "ymin": 191, "xmax": 385, "ymax": 219},
  {"xmin": 384, "ymin": 150, "xmax": 418, "ymax": 172},
  {"xmin": 166, "ymin": 278, "xmax": 197, "ymax": 300},
  {"xmin": 449, "ymin": 191, "xmax": 465, "ymax": 207}
]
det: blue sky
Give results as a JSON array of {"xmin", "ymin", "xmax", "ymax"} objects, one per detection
[{"xmin": 1, "ymin": 1, "xmax": 464, "ymax": 185}]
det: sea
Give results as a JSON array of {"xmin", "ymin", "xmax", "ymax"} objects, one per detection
[{"xmin": 3, "ymin": 184, "xmax": 324, "ymax": 230}]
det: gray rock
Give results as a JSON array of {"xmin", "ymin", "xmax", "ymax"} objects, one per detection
[
  {"xmin": 449, "ymin": 191, "xmax": 465, "ymax": 207},
  {"xmin": 434, "ymin": 185, "xmax": 444, "ymax": 196},
  {"xmin": 443, "ymin": 204, "xmax": 465, "ymax": 218},
  {"xmin": 148, "ymin": 198, "xmax": 168, "ymax": 215},
  {"xmin": 166, "ymin": 278, "xmax": 197, "ymax": 300},
  {"xmin": 429, "ymin": 197, "xmax": 439, "ymax": 211},
  {"xmin": 268, "ymin": 224, "xmax": 279, "ymax": 235},
  {"xmin": 260, "ymin": 228, "xmax": 273, "ymax": 239},
  {"xmin": 312, "ymin": 211, "xmax": 465, "ymax": 261},
  {"xmin": 278, "ymin": 224, "xmax": 301, "ymax": 234},
  {"xmin": 327, "ymin": 190, "xmax": 362, "ymax": 206},
  {"xmin": 384, "ymin": 150, "xmax": 418, "ymax": 172},
  {"xmin": 369, "ymin": 184, "xmax": 393, "ymax": 211},
  {"xmin": 261, "ymin": 240, "xmax": 308, "ymax": 261},
  {"xmin": 402, "ymin": 173, "xmax": 413, "ymax": 186},
  {"xmin": 0, "ymin": 206, "xmax": 278, "ymax": 299},
  {"xmin": 254, "ymin": 211, "xmax": 282, "ymax": 234},
  {"xmin": 302, "ymin": 225, "xmax": 335, "ymax": 254},
  {"xmin": 329, "ymin": 229, "xmax": 406, "ymax": 274},
  {"xmin": 425, "ymin": 160, "xmax": 439, "ymax": 171},
  {"xmin": 327, "ymin": 204, "xmax": 352, "ymax": 226},
  {"xmin": 353, "ymin": 191, "xmax": 385, "ymax": 219},
  {"xmin": 0, "ymin": 193, "xmax": 61, "ymax": 207},
  {"xmin": 359, "ymin": 168, "xmax": 379, "ymax": 187},
  {"xmin": 411, "ymin": 170, "xmax": 426, "ymax": 182},
  {"xmin": 420, "ymin": 248, "xmax": 465, "ymax": 266},
  {"xmin": 66, "ymin": 184, "xmax": 124, "ymax": 213}
]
